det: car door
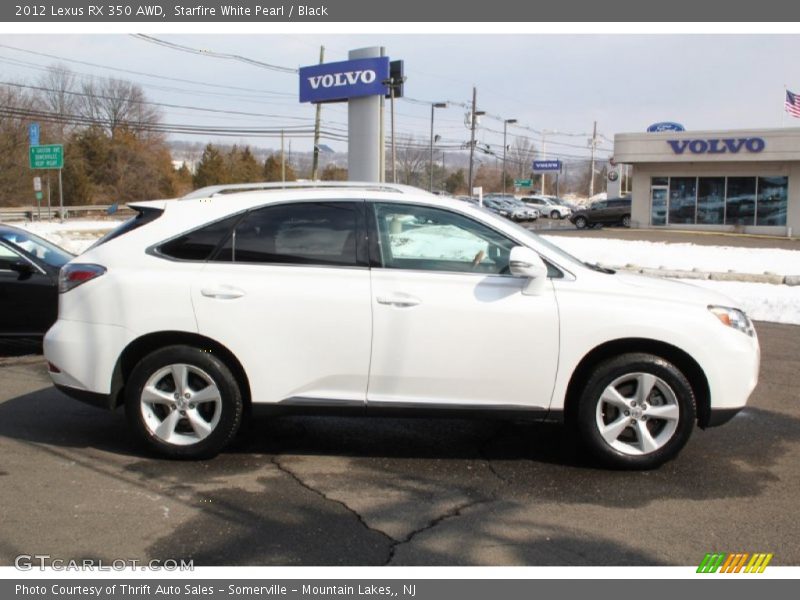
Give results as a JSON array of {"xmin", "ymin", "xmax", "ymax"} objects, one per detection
[
  {"xmin": 190, "ymin": 200, "xmax": 373, "ymax": 406},
  {"xmin": 367, "ymin": 202, "xmax": 560, "ymax": 411},
  {"xmin": 0, "ymin": 241, "xmax": 57, "ymax": 335}
]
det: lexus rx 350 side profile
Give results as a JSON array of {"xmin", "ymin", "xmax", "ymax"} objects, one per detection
[{"xmin": 44, "ymin": 183, "xmax": 760, "ymax": 469}]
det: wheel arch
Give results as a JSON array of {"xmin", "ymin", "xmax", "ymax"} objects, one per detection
[
  {"xmin": 109, "ymin": 331, "xmax": 252, "ymax": 411},
  {"xmin": 562, "ymin": 337, "xmax": 712, "ymax": 428}
]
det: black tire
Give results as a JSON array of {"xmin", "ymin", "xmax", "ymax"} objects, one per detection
[
  {"xmin": 575, "ymin": 353, "xmax": 696, "ymax": 470},
  {"xmin": 574, "ymin": 216, "xmax": 588, "ymax": 229},
  {"xmin": 550, "ymin": 210, "xmax": 560, "ymax": 220},
  {"xmin": 124, "ymin": 345, "xmax": 243, "ymax": 459},
  {"xmin": 621, "ymin": 214, "xmax": 631, "ymax": 228}
]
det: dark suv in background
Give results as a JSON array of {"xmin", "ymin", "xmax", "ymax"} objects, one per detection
[{"xmin": 569, "ymin": 197, "xmax": 632, "ymax": 229}]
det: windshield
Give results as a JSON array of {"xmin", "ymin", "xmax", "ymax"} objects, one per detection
[{"xmin": 0, "ymin": 228, "xmax": 73, "ymax": 268}]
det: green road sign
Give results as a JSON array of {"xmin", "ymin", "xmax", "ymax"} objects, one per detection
[
  {"xmin": 35, "ymin": 191, "xmax": 43, "ymax": 201},
  {"xmin": 29, "ymin": 144, "xmax": 64, "ymax": 169},
  {"xmin": 514, "ymin": 178, "xmax": 533, "ymax": 187}
]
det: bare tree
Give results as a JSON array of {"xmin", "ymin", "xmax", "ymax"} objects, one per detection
[
  {"xmin": 0, "ymin": 84, "xmax": 36, "ymax": 206},
  {"xmin": 37, "ymin": 64, "xmax": 77, "ymax": 142},
  {"xmin": 395, "ymin": 136, "xmax": 428, "ymax": 187},
  {"xmin": 80, "ymin": 77, "xmax": 159, "ymax": 137},
  {"xmin": 507, "ymin": 136, "xmax": 537, "ymax": 178}
]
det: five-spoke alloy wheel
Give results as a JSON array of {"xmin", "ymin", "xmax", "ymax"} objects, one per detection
[
  {"xmin": 576, "ymin": 353, "xmax": 696, "ymax": 469},
  {"xmin": 125, "ymin": 346, "xmax": 243, "ymax": 459}
]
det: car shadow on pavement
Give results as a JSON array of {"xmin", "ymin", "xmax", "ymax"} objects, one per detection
[{"xmin": 2, "ymin": 386, "xmax": 799, "ymax": 566}]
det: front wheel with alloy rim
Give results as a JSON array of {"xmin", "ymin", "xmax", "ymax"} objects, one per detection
[
  {"xmin": 622, "ymin": 214, "xmax": 631, "ymax": 227},
  {"xmin": 124, "ymin": 345, "xmax": 243, "ymax": 459},
  {"xmin": 550, "ymin": 210, "xmax": 561, "ymax": 219},
  {"xmin": 575, "ymin": 353, "xmax": 696, "ymax": 469},
  {"xmin": 574, "ymin": 216, "xmax": 588, "ymax": 229}
]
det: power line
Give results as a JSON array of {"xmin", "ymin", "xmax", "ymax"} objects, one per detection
[
  {"xmin": 130, "ymin": 34, "xmax": 298, "ymax": 74},
  {"xmin": 0, "ymin": 79, "xmax": 317, "ymax": 123},
  {"xmin": 0, "ymin": 43, "xmax": 295, "ymax": 97}
]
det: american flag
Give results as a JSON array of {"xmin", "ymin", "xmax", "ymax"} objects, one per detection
[{"xmin": 786, "ymin": 89, "xmax": 800, "ymax": 118}]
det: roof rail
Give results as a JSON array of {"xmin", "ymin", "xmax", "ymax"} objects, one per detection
[{"xmin": 181, "ymin": 181, "xmax": 429, "ymax": 200}]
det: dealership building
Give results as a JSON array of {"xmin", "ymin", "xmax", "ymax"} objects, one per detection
[{"xmin": 613, "ymin": 128, "xmax": 800, "ymax": 235}]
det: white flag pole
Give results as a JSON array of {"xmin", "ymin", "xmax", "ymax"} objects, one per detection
[{"xmin": 782, "ymin": 84, "xmax": 787, "ymax": 127}]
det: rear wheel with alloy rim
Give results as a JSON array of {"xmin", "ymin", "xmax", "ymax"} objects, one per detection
[
  {"xmin": 551, "ymin": 210, "xmax": 561, "ymax": 219},
  {"xmin": 125, "ymin": 345, "xmax": 243, "ymax": 459},
  {"xmin": 622, "ymin": 214, "xmax": 631, "ymax": 227},
  {"xmin": 576, "ymin": 353, "xmax": 696, "ymax": 469}
]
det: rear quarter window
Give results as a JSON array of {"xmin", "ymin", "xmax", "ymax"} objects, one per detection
[{"xmin": 157, "ymin": 213, "xmax": 243, "ymax": 261}]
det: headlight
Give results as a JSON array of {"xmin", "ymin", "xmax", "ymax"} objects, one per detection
[{"xmin": 708, "ymin": 305, "xmax": 755, "ymax": 337}]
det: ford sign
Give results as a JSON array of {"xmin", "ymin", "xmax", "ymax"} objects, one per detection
[
  {"xmin": 647, "ymin": 122, "xmax": 686, "ymax": 133},
  {"xmin": 299, "ymin": 57, "xmax": 390, "ymax": 104},
  {"xmin": 667, "ymin": 137, "xmax": 766, "ymax": 155}
]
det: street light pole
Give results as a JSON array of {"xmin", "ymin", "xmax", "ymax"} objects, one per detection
[
  {"xmin": 429, "ymin": 102, "xmax": 447, "ymax": 192},
  {"xmin": 383, "ymin": 75, "xmax": 407, "ymax": 184},
  {"xmin": 502, "ymin": 118, "xmax": 517, "ymax": 196}
]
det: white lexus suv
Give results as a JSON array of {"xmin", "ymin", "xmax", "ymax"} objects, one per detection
[{"xmin": 44, "ymin": 182, "xmax": 760, "ymax": 469}]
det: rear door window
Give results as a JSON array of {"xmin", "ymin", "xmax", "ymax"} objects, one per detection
[{"xmin": 213, "ymin": 201, "xmax": 363, "ymax": 267}]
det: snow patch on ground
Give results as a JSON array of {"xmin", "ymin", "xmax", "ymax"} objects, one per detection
[
  {"xmin": 10, "ymin": 219, "xmax": 123, "ymax": 254},
  {"xmin": 685, "ymin": 279, "xmax": 800, "ymax": 326},
  {"xmin": 542, "ymin": 235, "xmax": 800, "ymax": 276}
]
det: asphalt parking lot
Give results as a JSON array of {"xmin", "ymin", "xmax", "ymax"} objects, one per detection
[{"xmin": 0, "ymin": 321, "xmax": 798, "ymax": 567}]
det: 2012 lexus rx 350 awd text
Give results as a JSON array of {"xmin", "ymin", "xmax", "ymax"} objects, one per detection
[{"xmin": 44, "ymin": 183, "xmax": 760, "ymax": 469}]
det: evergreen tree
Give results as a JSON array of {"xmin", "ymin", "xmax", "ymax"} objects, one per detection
[{"xmin": 193, "ymin": 144, "xmax": 227, "ymax": 188}]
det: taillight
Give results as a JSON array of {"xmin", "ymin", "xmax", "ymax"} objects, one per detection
[{"xmin": 59, "ymin": 264, "xmax": 106, "ymax": 293}]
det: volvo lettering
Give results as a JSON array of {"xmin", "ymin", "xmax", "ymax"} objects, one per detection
[
  {"xmin": 308, "ymin": 69, "xmax": 377, "ymax": 90},
  {"xmin": 667, "ymin": 137, "xmax": 766, "ymax": 155}
]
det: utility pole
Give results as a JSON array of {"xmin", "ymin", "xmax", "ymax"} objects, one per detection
[
  {"xmin": 502, "ymin": 118, "xmax": 516, "ymax": 196},
  {"xmin": 468, "ymin": 87, "xmax": 485, "ymax": 194},
  {"xmin": 589, "ymin": 120, "xmax": 598, "ymax": 198},
  {"xmin": 281, "ymin": 129, "xmax": 286, "ymax": 183},
  {"xmin": 311, "ymin": 45, "xmax": 324, "ymax": 180}
]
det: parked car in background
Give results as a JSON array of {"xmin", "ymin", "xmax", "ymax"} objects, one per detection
[
  {"xmin": 546, "ymin": 195, "xmax": 581, "ymax": 212},
  {"xmin": 484, "ymin": 197, "xmax": 534, "ymax": 222},
  {"xmin": 45, "ymin": 182, "xmax": 759, "ymax": 469},
  {"xmin": 483, "ymin": 197, "xmax": 515, "ymax": 219},
  {"xmin": 569, "ymin": 197, "xmax": 632, "ymax": 229},
  {"xmin": 520, "ymin": 195, "xmax": 571, "ymax": 219},
  {"xmin": 0, "ymin": 224, "xmax": 74, "ymax": 337}
]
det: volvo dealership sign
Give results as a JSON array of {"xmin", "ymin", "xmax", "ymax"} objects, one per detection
[
  {"xmin": 647, "ymin": 121, "xmax": 686, "ymax": 133},
  {"xmin": 667, "ymin": 137, "xmax": 766, "ymax": 155},
  {"xmin": 299, "ymin": 56, "xmax": 390, "ymax": 103},
  {"xmin": 532, "ymin": 160, "xmax": 562, "ymax": 172}
]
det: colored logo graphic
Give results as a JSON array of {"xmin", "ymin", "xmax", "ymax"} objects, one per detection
[{"xmin": 697, "ymin": 552, "xmax": 773, "ymax": 573}]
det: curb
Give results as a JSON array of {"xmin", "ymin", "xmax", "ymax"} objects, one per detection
[{"xmin": 610, "ymin": 265, "xmax": 800, "ymax": 286}]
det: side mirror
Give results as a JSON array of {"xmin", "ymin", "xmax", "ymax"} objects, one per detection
[
  {"xmin": 509, "ymin": 246, "xmax": 548, "ymax": 295},
  {"xmin": 9, "ymin": 260, "xmax": 34, "ymax": 280}
]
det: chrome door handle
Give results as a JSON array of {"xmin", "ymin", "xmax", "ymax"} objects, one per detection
[
  {"xmin": 376, "ymin": 294, "xmax": 421, "ymax": 308},
  {"xmin": 200, "ymin": 285, "xmax": 246, "ymax": 300}
]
